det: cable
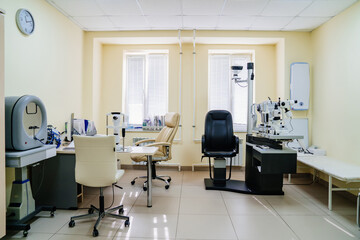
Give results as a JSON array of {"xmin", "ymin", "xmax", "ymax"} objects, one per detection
[
  {"xmin": 236, "ymin": 82, "xmax": 248, "ymax": 88},
  {"xmin": 32, "ymin": 162, "xmax": 46, "ymax": 198},
  {"xmin": 105, "ymin": 185, "xmax": 115, "ymax": 210},
  {"xmin": 34, "ymin": 136, "xmax": 46, "ymax": 145},
  {"xmin": 288, "ymin": 117, "xmax": 294, "ymax": 133}
]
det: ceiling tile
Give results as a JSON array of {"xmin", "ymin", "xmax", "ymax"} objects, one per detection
[
  {"xmin": 146, "ymin": 16, "xmax": 182, "ymax": 29},
  {"xmin": 182, "ymin": 0, "xmax": 225, "ymax": 15},
  {"xmin": 217, "ymin": 16, "xmax": 255, "ymax": 29},
  {"xmin": 283, "ymin": 16, "xmax": 331, "ymax": 31},
  {"xmin": 251, "ymin": 16, "xmax": 293, "ymax": 29},
  {"xmin": 222, "ymin": 0, "xmax": 269, "ymax": 16},
  {"xmin": 50, "ymin": 0, "xmax": 104, "ymax": 16},
  {"xmin": 96, "ymin": 0, "xmax": 143, "ymax": 16},
  {"xmin": 138, "ymin": 0, "xmax": 182, "ymax": 15},
  {"xmin": 183, "ymin": 16, "xmax": 218, "ymax": 29},
  {"xmin": 299, "ymin": 0, "xmax": 357, "ymax": 17},
  {"xmin": 261, "ymin": 0, "xmax": 313, "ymax": 17},
  {"xmin": 109, "ymin": 16, "xmax": 148, "ymax": 28},
  {"xmin": 72, "ymin": 16, "xmax": 114, "ymax": 29}
]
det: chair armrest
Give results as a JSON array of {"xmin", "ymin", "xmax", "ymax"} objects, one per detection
[
  {"xmin": 202, "ymin": 135, "xmax": 205, "ymax": 153},
  {"xmin": 145, "ymin": 142, "xmax": 171, "ymax": 147},
  {"xmin": 234, "ymin": 136, "xmax": 239, "ymax": 154},
  {"xmin": 135, "ymin": 139, "xmax": 155, "ymax": 146}
]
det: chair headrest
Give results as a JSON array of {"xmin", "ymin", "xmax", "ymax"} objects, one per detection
[
  {"xmin": 165, "ymin": 112, "xmax": 180, "ymax": 128},
  {"xmin": 207, "ymin": 110, "xmax": 232, "ymax": 120}
]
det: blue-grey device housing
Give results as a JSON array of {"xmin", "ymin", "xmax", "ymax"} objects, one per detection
[{"xmin": 5, "ymin": 95, "xmax": 47, "ymax": 150}]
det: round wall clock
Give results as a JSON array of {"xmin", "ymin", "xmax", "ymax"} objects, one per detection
[{"xmin": 16, "ymin": 9, "xmax": 35, "ymax": 35}]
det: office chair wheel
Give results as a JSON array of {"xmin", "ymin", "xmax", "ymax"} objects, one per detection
[
  {"xmin": 50, "ymin": 211, "xmax": 55, "ymax": 217},
  {"xmin": 88, "ymin": 208, "xmax": 94, "ymax": 214},
  {"xmin": 143, "ymin": 186, "xmax": 147, "ymax": 191},
  {"xmin": 168, "ymin": 178, "xmax": 171, "ymax": 183},
  {"xmin": 92, "ymin": 228, "xmax": 99, "ymax": 237},
  {"xmin": 125, "ymin": 220, "xmax": 130, "ymax": 227},
  {"xmin": 131, "ymin": 180, "xmax": 135, "ymax": 185},
  {"xmin": 165, "ymin": 185, "xmax": 169, "ymax": 189},
  {"xmin": 23, "ymin": 230, "xmax": 28, "ymax": 237},
  {"xmin": 118, "ymin": 208, "xmax": 124, "ymax": 215},
  {"xmin": 68, "ymin": 220, "xmax": 75, "ymax": 228}
]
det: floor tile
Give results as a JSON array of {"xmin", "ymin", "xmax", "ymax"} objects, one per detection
[
  {"xmin": 138, "ymin": 185, "xmax": 182, "ymax": 198},
  {"xmin": 179, "ymin": 197, "xmax": 227, "ymax": 215},
  {"xmin": 308, "ymin": 194, "xmax": 357, "ymax": 215},
  {"xmin": 327, "ymin": 214, "xmax": 360, "ymax": 238},
  {"xmin": 224, "ymin": 196, "xmax": 277, "ymax": 216},
  {"xmin": 176, "ymin": 214, "xmax": 237, "ymax": 239},
  {"xmin": 25, "ymin": 210, "xmax": 73, "ymax": 234},
  {"xmin": 181, "ymin": 185, "xmax": 222, "ymax": 199},
  {"xmin": 49, "ymin": 233, "xmax": 112, "ymax": 239},
  {"xmin": 266, "ymin": 195, "xmax": 326, "ymax": 216},
  {"xmin": 130, "ymin": 196, "xmax": 180, "ymax": 214},
  {"xmin": 2, "ymin": 232, "xmax": 53, "ymax": 240},
  {"xmin": 230, "ymin": 215, "xmax": 299, "ymax": 240},
  {"xmin": 292, "ymin": 183, "xmax": 329, "ymax": 199},
  {"xmin": 57, "ymin": 215, "xmax": 125, "ymax": 237},
  {"xmin": 182, "ymin": 171, "xmax": 209, "ymax": 186},
  {"xmin": 283, "ymin": 215, "xmax": 357, "ymax": 240},
  {"xmin": 114, "ymin": 213, "xmax": 178, "ymax": 239},
  {"xmin": 10, "ymin": 170, "xmax": 360, "ymax": 240}
]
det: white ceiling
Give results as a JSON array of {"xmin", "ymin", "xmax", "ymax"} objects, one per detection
[{"xmin": 46, "ymin": 0, "xmax": 358, "ymax": 32}]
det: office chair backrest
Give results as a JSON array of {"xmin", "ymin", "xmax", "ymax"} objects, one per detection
[
  {"xmin": 73, "ymin": 135, "xmax": 117, "ymax": 187},
  {"xmin": 155, "ymin": 112, "xmax": 180, "ymax": 160},
  {"xmin": 204, "ymin": 110, "xmax": 234, "ymax": 152}
]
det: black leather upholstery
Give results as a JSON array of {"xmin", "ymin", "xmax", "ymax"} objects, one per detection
[{"xmin": 202, "ymin": 110, "xmax": 239, "ymax": 158}]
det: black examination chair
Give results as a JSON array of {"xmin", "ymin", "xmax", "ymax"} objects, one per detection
[{"xmin": 202, "ymin": 110, "xmax": 239, "ymax": 188}]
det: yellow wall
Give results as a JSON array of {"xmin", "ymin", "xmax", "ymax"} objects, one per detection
[
  {"xmin": 311, "ymin": 2, "xmax": 360, "ymax": 188},
  {"xmin": 83, "ymin": 30, "xmax": 312, "ymax": 166},
  {"xmin": 0, "ymin": 9, "xmax": 5, "ymax": 239},
  {"xmin": 1, "ymin": 0, "xmax": 84, "ymax": 205}
]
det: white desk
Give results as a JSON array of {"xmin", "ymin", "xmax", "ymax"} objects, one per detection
[{"xmin": 129, "ymin": 146, "xmax": 158, "ymax": 207}]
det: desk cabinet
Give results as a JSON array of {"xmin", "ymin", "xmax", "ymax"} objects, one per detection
[
  {"xmin": 245, "ymin": 143, "xmax": 297, "ymax": 194},
  {"xmin": 31, "ymin": 153, "xmax": 80, "ymax": 209}
]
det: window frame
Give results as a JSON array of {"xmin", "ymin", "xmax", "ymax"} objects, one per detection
[
  {"xmin": 208, "ymin": 49, "xmax": 255, "ymax": 132},
  {"xmin": 122, "ymin": 50, "xmax": 169, "ymax": 126}
]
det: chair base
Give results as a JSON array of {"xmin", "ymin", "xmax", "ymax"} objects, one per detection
[
  {"xmin": 204, "ymin": 178, "xmax": 284, "ymax": 195},
  {"xmin": 69, "ymin": 189, "xmax": 130, "ymax": 237},
  {"xmin": 131, "ymin": 175, "xmax": 171, "ymax": 190},
  {"xmin": 131, "ymin": 161, "xmax": 171, "ymax": 190}
]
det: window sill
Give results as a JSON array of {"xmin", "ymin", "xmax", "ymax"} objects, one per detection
[{"xmin": 126, "ymin": 128, "xmax": 161, "ymax": 133}]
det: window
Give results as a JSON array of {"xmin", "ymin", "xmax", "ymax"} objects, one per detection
[
  {"xmin": 123, "ymin": 51, "xmax": 168, "ymax": 125},
  {"xmin": 208, "ymin": 51, "xmax": 253, "ymax": 132}
]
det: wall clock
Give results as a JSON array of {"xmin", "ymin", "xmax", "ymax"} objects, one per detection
[{"xmin": 16, "ymin": 9, "xmax": 35, "ymax": 35}]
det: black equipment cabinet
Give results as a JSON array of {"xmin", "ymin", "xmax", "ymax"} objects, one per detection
[
  {"xmin": 31, "ymin": 153, "xmax": 79, "ymax": 209},
  {"xmin": 245, "ymin": 143, "xmax": 297, "ymax": 194}
]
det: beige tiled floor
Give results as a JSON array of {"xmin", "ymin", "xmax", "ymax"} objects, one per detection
[{"xmin": 3, "ymin": 169, "xmax": 360, "ymax": 240}]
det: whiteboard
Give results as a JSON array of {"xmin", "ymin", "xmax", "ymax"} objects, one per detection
[
  {"xmin": 284, "ymin": 118, "xmax": 309, "ymax": 149},
  {"xmin": 290, "ymin": 62, "xmax": 310, "ymax": 110}
]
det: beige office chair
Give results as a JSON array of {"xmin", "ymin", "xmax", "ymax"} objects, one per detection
[
  {"xmin": 131, "ymin": 112, "xmax": 180, "ymax": 190},
  {"xmin": 68, "ymin": 136, "xmax": 130, "ymax": 237}
]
